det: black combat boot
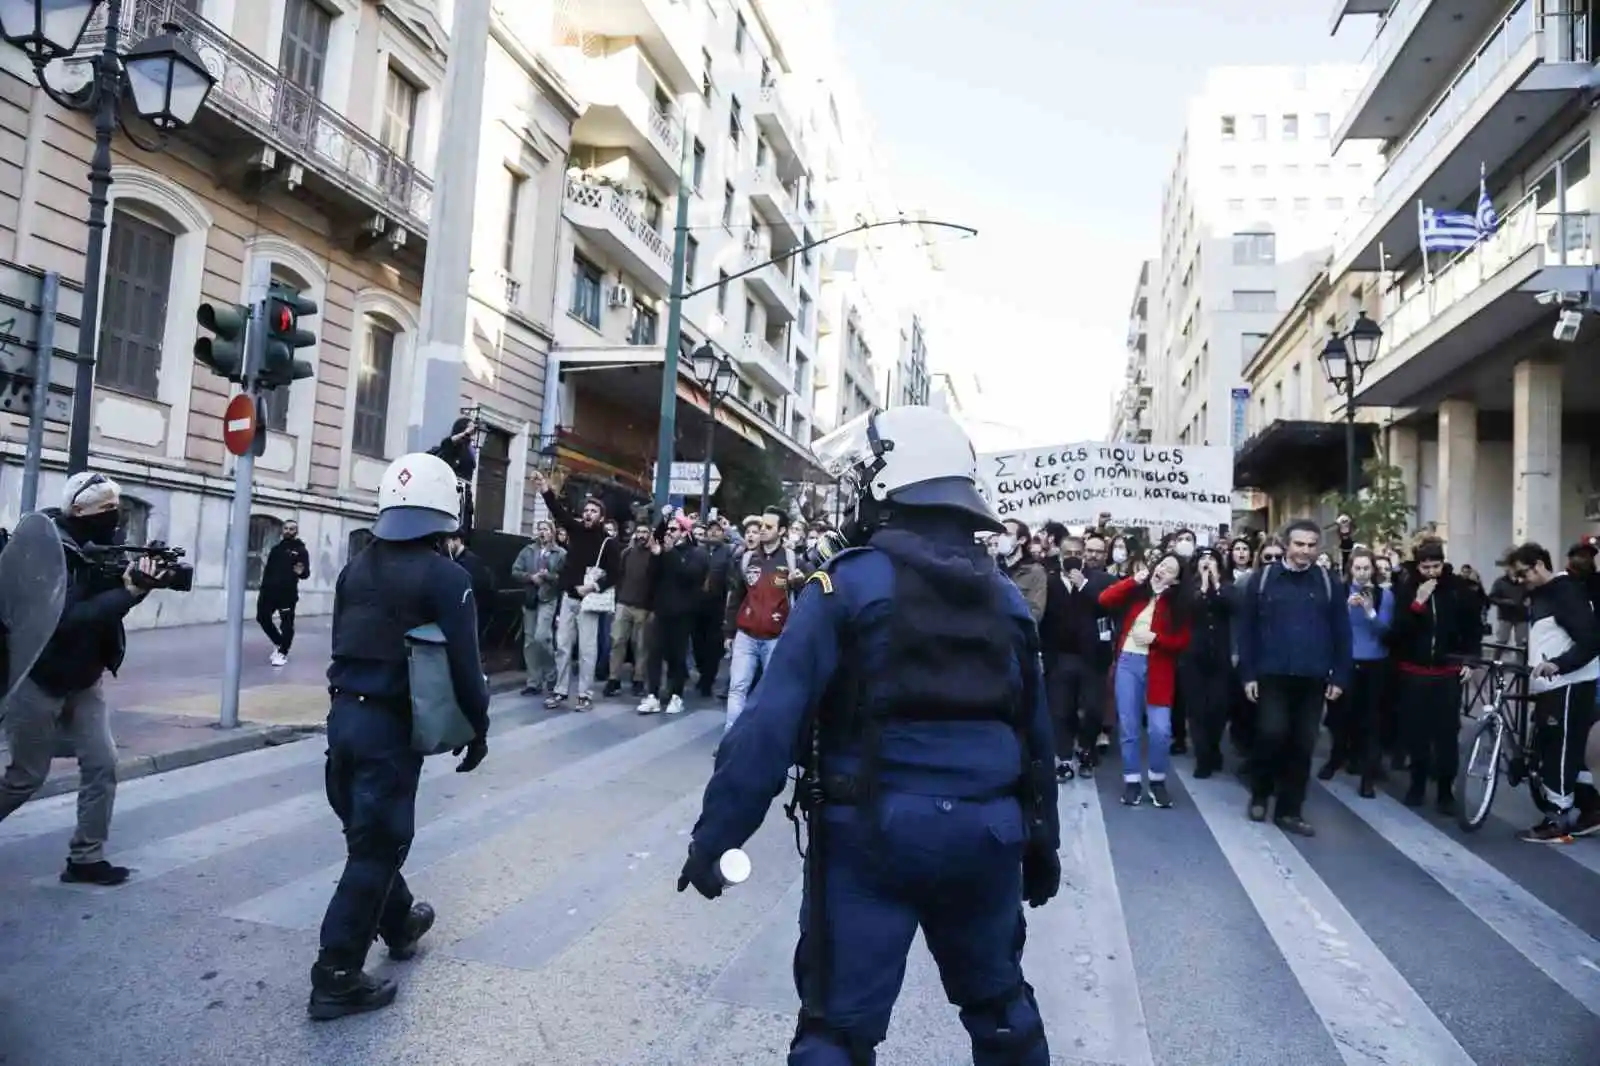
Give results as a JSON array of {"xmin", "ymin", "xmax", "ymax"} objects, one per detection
[
  {"xmin": 308, "ymin": 961, "xmax": 397, "ymax": 1021},
  {"xmin": 385, "ymin": 902, "xmax": 436, "ymax": 961}
]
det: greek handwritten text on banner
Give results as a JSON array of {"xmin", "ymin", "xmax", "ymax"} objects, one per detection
[{"xmin": 979, "ymin": 443, "xmax": 1235, "ymax": 529}]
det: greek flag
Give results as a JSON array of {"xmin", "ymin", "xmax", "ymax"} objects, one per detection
[
  {"xmin": 1418, "ymin": 205, "xmax": 1480, "ymax": 253},
  {"xmin": 1476, "ymin": 172, "xmax": 1499, "ymax": 236}
]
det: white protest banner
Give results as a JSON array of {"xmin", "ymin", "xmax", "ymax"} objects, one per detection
[{"xmin": 979, "ymin": 442, "xmax": 1234, "ymax": 530}]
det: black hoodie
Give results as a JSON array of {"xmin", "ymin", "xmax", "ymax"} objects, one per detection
[{"xmin": 29, "ymin": 511, "xmax": 144, "ymax": 696}]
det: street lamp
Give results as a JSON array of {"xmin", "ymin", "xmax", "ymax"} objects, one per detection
[
  {"xmin": 689, "ymin": 341, "xmax": 736, "ymax": 508},
  {"xmin": 1318, "ymin": 309, "xmax": 1384, "ymax": 500},
  {"xmin": 0, "ymin": 0, "xmax": 217, "ymax": 474}
]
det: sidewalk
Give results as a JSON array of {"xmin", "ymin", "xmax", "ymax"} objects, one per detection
[{"xmin": 4, "ymin": 617, "xmax": 526, "ymax": 801}]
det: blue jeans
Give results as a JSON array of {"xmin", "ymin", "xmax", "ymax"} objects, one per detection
[
  {"xmin": 1115, "ymin": 652, "xmax": 1172, "ymax": 783},
  {"xmin": 318, "ymin": 695, "xmax": 425, "ymax": 968},
  {"xmin": 725, "ymin": 631, "xmax": 776, "ymax": 734},
  {"xmin": 595, "ymin": 613, "xmax": 613, "ymax": 681}
]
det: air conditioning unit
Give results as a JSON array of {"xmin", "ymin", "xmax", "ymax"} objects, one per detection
[{"xmin": 608, "ymin": 284, "xmax": 632, "ymax": 307}]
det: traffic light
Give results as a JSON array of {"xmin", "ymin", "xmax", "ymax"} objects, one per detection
[
  {"xmin": 194, "ymin": 302, "xmax": 249, "ymax": 382},
  {"xmin": 259, "ymin": 281, "xmax": 317, "ymax": 390}
]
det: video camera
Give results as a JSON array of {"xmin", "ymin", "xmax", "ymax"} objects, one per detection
[{"xmin": 81, "ymin": 541, "xmax": 194, "ymax": 593}]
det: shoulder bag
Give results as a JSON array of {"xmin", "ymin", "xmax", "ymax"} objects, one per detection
[{"xmin": 580, "ymin": 537, "xmax": 616, "ymax": 614}]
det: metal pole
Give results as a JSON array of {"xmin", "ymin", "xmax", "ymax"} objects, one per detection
[
  {"xmin": 66, "ymin": 0, "xmax": 123, "ymax": 475},
  {"xmin": 1345, "ymin": 381, "xmax": 1359, "ymax": 501},
  {"xmin": 653, "ymin": 114, "xmax": 694, "ymax": 509},
  {"xmin": 19, "ymin": 272, "xmax": 60, "ymax": 512},
  {"xmin": 220, "ymin": 260, "xmax": 272, "ymax": 729},
  {"xmin": 700, "ymin": 396, "xmax": 716, "ymax": 507}
]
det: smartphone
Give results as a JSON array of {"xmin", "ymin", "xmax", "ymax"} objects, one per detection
[{"xmin": 707, "ymin": 507, "xmax": 718, "ymax": 522}]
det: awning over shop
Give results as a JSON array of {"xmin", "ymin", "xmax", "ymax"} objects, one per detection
[{"xmin": 1233, "ymin": 419, "xmax": 1378, "ymax": 494}]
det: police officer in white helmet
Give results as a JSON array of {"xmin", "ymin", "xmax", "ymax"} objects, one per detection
[{"xmin": 309, "ymin": 453, "xmax": 491, "ymax": 1021}]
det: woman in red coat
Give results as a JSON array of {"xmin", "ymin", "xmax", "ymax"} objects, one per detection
[{"xmin": 1099, "ymin": 553, "xmax": 1192, "ymax": 809}]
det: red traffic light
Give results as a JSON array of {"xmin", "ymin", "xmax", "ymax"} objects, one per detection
[{"xmin": 272, "ymin": 304, "xmax": 292, "ymax": 331}]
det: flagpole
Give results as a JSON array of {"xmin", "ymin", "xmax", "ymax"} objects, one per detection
[{"xmin": 1417, "ymin": 199, "xmax": 1432, "ymax": 285}]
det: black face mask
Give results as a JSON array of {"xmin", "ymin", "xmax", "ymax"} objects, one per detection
[
  {"xmin": 1062, "ymin": 555, "xmax": 1083, "ymax": 571},
  {"xmin": 69, "ymin": 510, "xmax": 121, "ymax": 547}
]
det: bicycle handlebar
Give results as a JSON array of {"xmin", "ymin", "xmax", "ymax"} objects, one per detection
[
  {"xmin": 1451, "ymin": 653, "xmax": 1533, "ymax": 676},
  {"xmin": 1479, "ymin": 640, "xmax": 1524, "ymax": 655}
]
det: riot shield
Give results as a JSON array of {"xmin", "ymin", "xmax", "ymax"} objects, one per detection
[{"xmin": 0, "ymin": 511, "xmax": 66, "ymax": 718}]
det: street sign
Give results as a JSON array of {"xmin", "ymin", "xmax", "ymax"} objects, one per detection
[
  {"xmin": 653, "ymin": 460, "xmax": 721, "ymax": 497},
  {"xmin": 0, "ymin": 261, "xmax": 82, "ymax": 424},
  {"xmin": 223, "ymin": 393, "xmax": 257, "ymax": 456}
]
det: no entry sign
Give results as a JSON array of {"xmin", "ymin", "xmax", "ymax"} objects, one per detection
[{"xmin": 223, "ymin": 392, "xmax": 257, "ymax": 456}]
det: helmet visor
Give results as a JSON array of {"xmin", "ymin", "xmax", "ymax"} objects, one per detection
[{"xmin": 811, "ymin": 410, "xmax": 878, "ymax": 488}]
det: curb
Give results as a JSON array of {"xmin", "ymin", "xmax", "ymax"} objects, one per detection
[{"xmin": 27, "ymin": 672, "xmax": 529, "ymax": 801}]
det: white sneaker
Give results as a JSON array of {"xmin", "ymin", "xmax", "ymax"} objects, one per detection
[
  {"xmin": 637, "ymin": 695, "xmax": 661, "ymax": 715},
  {"xmin": 665, "ymin": 695, "xmax": 685, "ymax": 716},
  {"xmin": 269, "ymin": 650, "xmax": 287, "ymax": 667}
]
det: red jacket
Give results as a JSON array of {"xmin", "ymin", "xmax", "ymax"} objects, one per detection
[{"xmin": 1098, "ymin": 577, "xmax": 1192, "ymax": 707}]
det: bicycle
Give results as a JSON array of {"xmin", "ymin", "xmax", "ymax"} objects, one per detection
[{"xmin": 1453, "ymin": 641, "xmax": 1536, "ymax": 833}]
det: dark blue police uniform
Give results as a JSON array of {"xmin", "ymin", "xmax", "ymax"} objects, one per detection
[
  {"xmin": 318, "ymin": 539, "xmax": 490, "ymax": 968},
  {"xmin": 690, "ymin": 513, "xmax": 1060, "ymax": 1066}
]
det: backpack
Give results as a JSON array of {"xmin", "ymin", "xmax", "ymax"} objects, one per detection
[
  {"xmin": 1255, "ymin": 560, "xmax": 1333, "ymax": 602},
  {"xmin": 737, "ymin": 546, "xmax": 797, "ymax": 639}
]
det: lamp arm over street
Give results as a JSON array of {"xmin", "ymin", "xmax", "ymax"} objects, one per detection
[{"xmin": 677, "ymin": 217, "xmax": 978, "ymax": 302}]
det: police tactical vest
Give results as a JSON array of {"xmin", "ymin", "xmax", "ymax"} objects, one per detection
[
  {"xmin": 820, "ymin": 530, "xmax": 1024, "ymax": 749},
  {"xmin": 331, "ymin": 543, "xmax": 439, "ymax": 667}
]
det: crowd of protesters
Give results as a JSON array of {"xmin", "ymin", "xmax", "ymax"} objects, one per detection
[
  {"xmin": 997, "ymin": 513, "xmax": 1600, "ymax": 845},
  {"xmin": 513, "ymin": 471, "xmax": 824, "ymax": 727}
]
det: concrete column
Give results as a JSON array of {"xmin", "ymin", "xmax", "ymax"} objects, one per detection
[
  {"xmin": 1387, "ymin": 423, "xmax": 1421, "ymax": 534},
  {"xmin": 1513, "ymin": 359, "xmax": 1563, "ymax": 551},
  {"xmin": 1436, "ymin": 399, "xmax": 1479, "ymax": 569},
  {"xmin": 407, "ymin": 0, "xmax": 493, "ymax": 455}
]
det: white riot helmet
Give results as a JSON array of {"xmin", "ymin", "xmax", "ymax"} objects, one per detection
[
  {"xmin": 373, "ymin": 453, "xmax": 462, "ymax": 541},
  {"xmin": 812, "ymin": 406, "xmax": 1001, "ymax": 531}
]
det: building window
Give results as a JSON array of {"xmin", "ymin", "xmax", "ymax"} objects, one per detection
[
  {"xmin": 352, "ymin": 322, "xmax": 395, "ymax": 458},
  {"xmin": 570, "ymin": 255, "xmax": 602, "ymax": 327},
  {"xmin": 118, "ymin": 495, "xmax": 151, "ymax": 546},
  {"xmin": 728, "ymin": 96, "xmax": 742, "ymax": 150},
  {"xmin": 684, "ymin": 235, "xmax": 699, "ymax": 288},
  {"xmin": 798, "ymin": 291, "xmax": 812, "ymax": 336},
  {"xmin": 756, "ymin": 137, "xmax": 768, "ymax": 168},
  {"xmin": 1282, "ymin": 113, "xmax": 1298, "ymax": 140},
  {"xmin": 716, "ymin": 269, "xmax": 729, "ymax": 314},
  {"xmin": 279, "ymin": 0, "xmax": 332, "ymax": 96},
  {"xmin": 1232, "ymin": 290, "xmax": 1276, "ymax": 312},
  {"xmin": 722, "ymin": 181, "xmax": 735, "ymax": 229},
  {"xmin": 381, "ymin": 65, "xmax": 418, "ymax": 159},
  {"xmin": 1226, "ymin": 198, "xmax": 1245, "ymax": 213},
  {"xmin": 1293, "ymin": 197, "xmax": 1310, "ymax": 213},
  {"xmin": 246, "ymin": 514, "xmax": 283, "ymax": 590},
  {"xmin": 97, "ymin": 210, "xmax": 175, "ymax": 399},
  {"xmin": 1231, "ymin": 231, "xmax": 1275, "ymax": 265},
  {"xmin": 1242, "ymin": 332, "xmax": 1270, "ymax": 359},
  {"xmin": 1220, "ymin": 114, "xmax": 1236, "ymax": 139},
  {"xmin": 691, "ymin": 138, "xmax": 705, "ymax": 191},
  {"xmin": 1313, "ymin": 112, "xmax": 1331, "ymax": 138},
  {"xmin": 743, "ymin": 297, "xmax": 756, "ymax": 334},
  {"xmin": 700, "ymin": 48, "xmax": 713, "ymax": 102},
  {"xmin": 503, "ymin": 167, "xmax": 525, "ymax": 274},
  {"xmin": 629, "ymin": 302, "xmax": 659, "ymax": 345},
  {"xmin": 1248, "ymin": 114, "xmax": 1266, "ymax": 140},
  {"xmin": 734, "ymin": 11, "xmax": 747, "ymax": 53}
]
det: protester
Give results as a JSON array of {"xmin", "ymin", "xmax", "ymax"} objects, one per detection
[
  {"xmin": 1319, "ymin": 549, "xmax": 1394, "ymax": 798},
  {"xmin": 1100, "ymin": 554, "xmax": 1191, "ymax": 808}
]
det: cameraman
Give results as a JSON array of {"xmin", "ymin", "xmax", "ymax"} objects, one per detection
[{"xmin": 0, "ymin": 472, "xmax": 167, "ymax": 886}]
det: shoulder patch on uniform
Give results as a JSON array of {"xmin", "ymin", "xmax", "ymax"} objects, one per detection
[
  {"xmin": 806, "ymin": 570, "xmax": 834, "ymax": 595},
  {"xmin": 817, "ymin": 546, "xmax": 870, "ymax": 573}
]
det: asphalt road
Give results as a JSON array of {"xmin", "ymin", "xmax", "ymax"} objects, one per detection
[{"xmin": 1, "ymin": 693, "xmax": 1597, "ymax": 1066}]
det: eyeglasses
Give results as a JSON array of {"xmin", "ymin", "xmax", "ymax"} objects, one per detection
[{"xmin": 1261, "ymin": 552, "xmax": 1284, "ymax": 563}]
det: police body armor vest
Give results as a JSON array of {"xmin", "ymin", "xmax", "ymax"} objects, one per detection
[
  {"xmin": 331, "ymin": 543, "xmax": 438, "ymax": 669},
  {"xmin": 819, "ymin": 531, "xmax": 1025, "ymax": 751}
]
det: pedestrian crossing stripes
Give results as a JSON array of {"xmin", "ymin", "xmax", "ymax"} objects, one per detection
[{"xmin": 3, "ymin": 700, "xmax": 1600, "ymax": 1066}]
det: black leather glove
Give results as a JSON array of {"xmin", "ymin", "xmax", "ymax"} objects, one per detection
[
  {"xmin": 452, "ymin": 737, "xmax": 488, "ymax": 773},
  {"xmin": 1022, "ymin": 843, "xmax": 1061, "ymax": 909},
  {"xmin": 676, "ymin": 841, "xmax": 724, "ymax": 900}
]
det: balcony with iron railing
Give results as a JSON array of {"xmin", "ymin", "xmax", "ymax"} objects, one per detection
[
  {"xmin": 749, "ymin": 162, "xmax": 802, "ymax": 248},
  {"xmin": 751, "ymin": 83, "xmax": 803, "ymax": 179},
  {"xmin": 1331, "ymin": 0, "xmax": 1589, "ymax": 275},
  {"xmin": 81, "ymin": 0, "xmax": 433, "ymax": 246},
  {"xmin": 563, "ymin": 179, "xmax": 675, "ymax": 291},
  {"xmin": 1358, "ymin": 193, "xmax": 1593, "ymax": 404},
  {"xmin": 565, "ymin": 49, "xmax": 685, "ymax": 189},
  {"xmin": 739, "ymin": 332, "xmax": 793, "ymax": 395},
  {"xmin": 741, "ymin": 239, "xmax": 799, "ymax": 321}
]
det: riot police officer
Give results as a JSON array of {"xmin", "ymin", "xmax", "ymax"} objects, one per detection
[
  {"xmin": 678, "ymin": 406, "xmax": 1062, "ymax": 1065},
  {"xmin": 310, "ymin": 453, "xmax": 491, "ymax": 1021}
]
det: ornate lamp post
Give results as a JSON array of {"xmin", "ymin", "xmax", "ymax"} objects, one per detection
[
  {"xmin": 688, "ymin": 341, "xmax": 736, "ymax": 508},
  {"xmin": 0, "ymin": 0, "xmax": 216, "ymax": 473},
  {"xmin": 1318, "ymin": 310, "xmax": 1384, "ymax": 499}
]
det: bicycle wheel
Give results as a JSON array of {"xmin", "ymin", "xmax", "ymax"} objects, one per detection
[{"xmin": 1457, "ymin": 712, "xmax": 1505, "ymax": 832}]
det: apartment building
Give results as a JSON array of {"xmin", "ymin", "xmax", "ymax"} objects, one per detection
[
  {"xmin": 885, "ymin": 311, "xmax": 931, "ymax": 407},
  {"xmin": 0, "ymin": 0, "xmax": 573, "ymax": 627},
  {"xmin": 1318, "ymin": 0, "xmax": 1600, "ymax": 571},
  {"xmin": 1148, "ymin": 66, "xmax": 1382, "ymax": 458},
  {"xmin": 1109, "ymin": 260, "xmax": 1153, "ymax": 443},
  {"xmin": 541, "ymin": 0, "xmax": 829, "ymax": 511}
]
